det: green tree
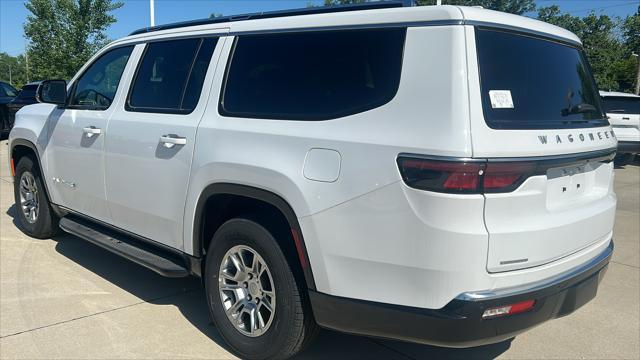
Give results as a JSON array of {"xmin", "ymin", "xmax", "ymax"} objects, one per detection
[
  {"xmin": 417, "ymin": 0, "xmax": 534, "ymax": 15},
  {"xmin": 538, "ymin": 5, "xmax": 637, "ymax": 93},
  {"xmin": 23, "ymin": 0, "xmax": 123, "ymax": 81},
  {"xmin": 0, "ymin": 53, "xmax": 29, "ymax": 89},
  {"xmin": 324, "ymin": 0, "xmax": 366, "ymax": 5},
  {"xmin": 621, "ymin": 6, "xmax": 639, "ymax": 93},
  {"xmin": 622, "ymin": 6, "xmax": 639, "ymax": 53},
  {"xmin": 323, "ymin": 0, "xmax": 535, "ymax": 15}
]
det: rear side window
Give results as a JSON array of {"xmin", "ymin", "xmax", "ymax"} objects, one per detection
[
  {"xmin": 476, "ymin": 28, "xmax": 607, "ymax": 129},
  {"xmin": 601, "ymin": 96, "xmax": 640, "ymax": 115},
  {"xmin": 127, "ymin": 37, "xmax": 218, "ymax": 114},
  {"xmin": 220, "ymin": 28, "xmax": 406, "ymax": 120}
]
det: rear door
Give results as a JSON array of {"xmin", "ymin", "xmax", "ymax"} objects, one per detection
[
  {"xmin": 466, "ymin": 27, "xmax": 617, "ymax": 272},
  {"xmin": 105, "ymin": 35, "xmax": 224, "ymax": 249}
]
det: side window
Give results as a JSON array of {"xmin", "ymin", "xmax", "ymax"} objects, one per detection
[
  {"xmin": 127, "ymin": 37, "xmax": 218, "ymax": 113},
  {"xmin": 220, "ymin": 28, "xmax": 406, "ymax": 120},
  {"xmin": 69, "ymin": 46, "xmax": 134, "ymax": 110},
  {"xmin": 0, "ymin": 86, "xmax": 6, "ymax": 97}
]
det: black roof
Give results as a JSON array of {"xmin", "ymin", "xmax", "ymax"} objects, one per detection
[{"xmin": 129, "ymin": 0, "xmax": 414, "ymax": 36}]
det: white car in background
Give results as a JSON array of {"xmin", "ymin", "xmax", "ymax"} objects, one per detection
[{"xmin": 600, "ymin": 91, "xmax": 640, "ymax": 163}]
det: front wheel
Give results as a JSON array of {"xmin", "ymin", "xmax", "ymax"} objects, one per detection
[
  {"xmin": 204, "ymin": 218, "xmax": 318, "ymax": 360},
  {"xmin": 13, "ymin": 156, "xmax": 59, "ymax": 238}
]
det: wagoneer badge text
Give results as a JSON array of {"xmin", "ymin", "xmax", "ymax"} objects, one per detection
[{"xmin": 538, "ymin": 130, "xmax": 616, "ymax": 145}]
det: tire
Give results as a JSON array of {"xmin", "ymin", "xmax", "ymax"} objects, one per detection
[
  {"xmin": 13, "ymin": 155, "xmax": 60, "ymax": 238},
  {"xmin": 204, "ymin": 218, "xmax": 318, "ymax": 360}
]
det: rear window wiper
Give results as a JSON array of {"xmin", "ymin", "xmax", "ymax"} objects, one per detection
[{"xmin": 561, "ymin": 103, "xmax": 597, "ymax": 116}]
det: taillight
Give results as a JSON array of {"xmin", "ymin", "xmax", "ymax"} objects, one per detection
[
  {"xmin": 483, "ymin": 162, "xmax": 536, "ymax": 193},
  {"xmin": 397, "ymin": 157, "xmax": 485, "ymax": 194},
  {"xmin": 397, "ymin": 156, "xmax": 536, "ymax": 194}
]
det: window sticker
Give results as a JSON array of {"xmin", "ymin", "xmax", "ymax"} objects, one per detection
[{"xmin": 489, "ymin": 90, "xmax": 514, "ymax": 109}]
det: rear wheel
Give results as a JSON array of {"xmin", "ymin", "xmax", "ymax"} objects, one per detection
[
  {"xmin": 13, "ymin": 156, "xmax": 59, "ymax": 238},
  {"xmin": 204, "ymin": 218, "xmax": 318, "ymax": 360}
]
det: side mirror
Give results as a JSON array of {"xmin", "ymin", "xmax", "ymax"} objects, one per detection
[{"xmin": 36, "ymin": 80, "xmax": 67, "ymax": 106}]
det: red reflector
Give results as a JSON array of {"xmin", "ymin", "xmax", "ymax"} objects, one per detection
[
  {"xmin": 10, "ymin": 158, "xmax": 15, "ymax": 177},
  {"xmin": 482, "ymin": 299, "xmax": 536, "ymax": 319},
  {"xmin": 291, "ymin": 228, "xmax": 308, "ymax": 269},
  {"xmin": 509, "ymin": 299, "xmax": 536, "ymax": 315}
]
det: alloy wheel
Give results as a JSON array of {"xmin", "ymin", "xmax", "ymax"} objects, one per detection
[
  {"xmin": 218, "ymin": 245, "xmax": 276, "ymax": 337},
  {"xmin": 19, "ymin": 172, "xmax": 39, "ymax": 224}
]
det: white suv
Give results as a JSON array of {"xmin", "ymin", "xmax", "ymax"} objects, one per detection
[
  {"xmin": 600, "ymin": 91, "xmax": 640, "ymax": 162},
  {"xmin": 8, "ymin": 3, "xmax": 616, "ymax": 359}
]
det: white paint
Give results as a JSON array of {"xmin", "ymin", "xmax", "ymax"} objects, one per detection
[
  {"xmin": 8, "ymin": 6, "xmax": 614, "ymax": 313},
  {"xmin": 600, "ymin": 91, "xmax": 640, "ymax": 145},
  {"xmin": 303, "ymin": 149, "xmax": 342, "ymax": 183}
]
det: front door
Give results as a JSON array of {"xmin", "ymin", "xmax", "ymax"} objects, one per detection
[
  {"xmin": 46, "ymin": 45, "xmax": 135, "ymax": 223},
  {"xmin": 105, "ymin": 35, "xmax": 225, "ymax": 248}
]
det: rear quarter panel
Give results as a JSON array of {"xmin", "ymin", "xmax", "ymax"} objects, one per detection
[{"xmin": 184, "ymin": 26, "xmax": 479, "ymax": 307}]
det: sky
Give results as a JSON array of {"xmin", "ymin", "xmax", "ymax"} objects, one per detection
[{"xmin": 1, "ymin": 0, "xmax": 639, "ymax": 56}]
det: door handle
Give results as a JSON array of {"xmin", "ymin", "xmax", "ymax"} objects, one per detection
[
  {"xmin": 159, "ymin": 134, "xmax": 187, "ymax": 148},
  {"xmin": 83, "ymin": 126, "xmax": 102, "ymax": 138},
  {"xmin": 622, "ymin": 117, "xmax": 630, "ymax": 120}
]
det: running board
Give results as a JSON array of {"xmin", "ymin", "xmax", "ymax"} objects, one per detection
[{"xmin": 59, "ymin": 216, "xmax": 190, "ymax": 277}]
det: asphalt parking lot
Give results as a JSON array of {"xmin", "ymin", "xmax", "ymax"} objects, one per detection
[{"xmin": 0, "ymin": 138, "xmax": 638, "ymax": 359}]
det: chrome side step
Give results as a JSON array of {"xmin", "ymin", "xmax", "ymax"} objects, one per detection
[{"xmin": 59, "ymin": 216, "xmax": 190, "ymax": 277}]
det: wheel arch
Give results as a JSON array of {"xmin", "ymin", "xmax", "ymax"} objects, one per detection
[
  {"xmin": 193, "ymin": 183, "xmax": 316, "ymax": 290},
  {"xmin": 10, "ymin": 139, "xmax": 45, "ymax": 187}
]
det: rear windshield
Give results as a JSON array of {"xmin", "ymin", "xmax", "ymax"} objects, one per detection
[
  {"xmin": 601, "ymin": 96, "xmax": 640, "ymax": 115},
  {"xmin": 476, "ymin": 28, "xmax": 607, "ymax": 129}
]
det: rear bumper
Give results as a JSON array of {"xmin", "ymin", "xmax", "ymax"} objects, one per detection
[
  {"xmin": 310, "ymin": 241, "xmax": 613, "ymax": 348},
  {"xmin": 617, "ymin": 141, "xmax": 640, "ymax": 154}
]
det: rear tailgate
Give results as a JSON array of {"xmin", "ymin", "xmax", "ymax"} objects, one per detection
[
  {"xmin": 467, "ymin": 27, "xmax": 617, "ymax": 272},
  {"xmin": 602, "ymin": 95, "xmax": 640, "ymax": 143}
]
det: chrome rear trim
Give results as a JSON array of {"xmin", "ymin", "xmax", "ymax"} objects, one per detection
[{"xmin": 456, "ymin": 241, "xmax": 613, "ymax": 301}]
